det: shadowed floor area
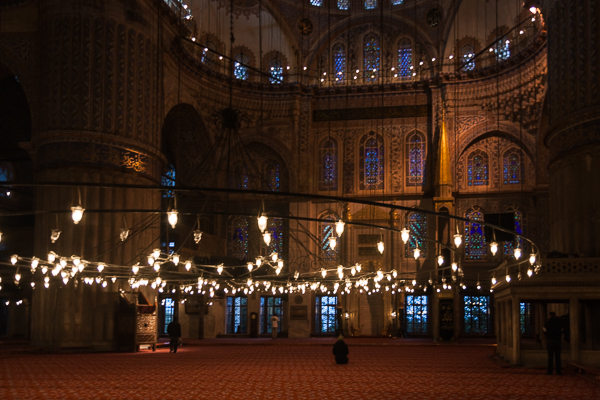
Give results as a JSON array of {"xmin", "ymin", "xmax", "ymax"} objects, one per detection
[{"xmin": 0, "ymin": 339, "xmax": 597, "ymax": 399}]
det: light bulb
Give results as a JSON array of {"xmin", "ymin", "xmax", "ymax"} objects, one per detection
[
  {"xmin": 217, "ymin": 264, "xmax": 223, "ymax": 275},
  {"xmin": 120, "ymin": 228, "xmax": 129, "ymax": 241},
  {"xmin": 527, "ymin": 268, "xmax": 533, "ymax": 277},
  {"xmin": 328, "ymin": 236, "xmax": 337, "ymax": 250},
  {"xmin": 10, "ymin": 255, "xmax": 18, "ymax": 265},
  {"xmin": 356, "ymin": 263, "xmax": 361, "ymax": 272},
  {"xmin": 256, "ymin": 258, "xmax": 262, "ymax": 267},
  {"xmin": 185, "ymin": 260, "xmax": 192, "ymax": 271},
  {"xmin": 492, "ymin": 277, "xmax": 497, "ymax": 285},
  {"xmin": 152, "ymin": 248, "xmax": 160, "ymax": 259},
  {"xmin": 401, "ymin": 228, "xmax": 410, "ymax": 244},
  {"xmin": 147, "ymin": 256, "xmax": 154, "ymax": 265},
  {"xmin": 271, "ymin": 252, "xmax": 278, "ymax": 262},
  {"xmin": 529, "ymin": 253, "xmax": 536, "ymax": 265},
  {"xmin": 72, "ymin": 256, "xmax": 80, "ymax": 267},
  {"xmin": 257, "ymin": 215, "xmax": 268, "ymax": 233},
  {"xmin": 529, "ymin": 6, "xmax": 537, "ymax": 14},
  {"xmin": 451, "ymin": 262, "xmax": 458, "ymax": 271},
  {"xmin": 335, "ymin": 220, "xmax": 345, "ymax": 237},
  {"xmin": 392, "ymin": 269, "xmax": 397, "ymax": 278},
  {"xmin": 453, "ymin": 234, "xmax": 462, "ymax": 247},
  {"xmin": 193, "ymin": 230, "xmax": 203, "ymax": 244},
  {"xmin": 247, "ymin": 262, "xmax": 254, "ymax": 272},
  {"xmin": 506, "ymin": 274, "xmax": 511, "ymax": 283},
  {"xmin": 15, "ymin": 273, "xmax": 21, "ymax": 282},
  {"xmin": 97, "ymin": 264, "xmax": 105, "ymax": 273},
  {"xmin": 0, "ymin": 231, "xmax": 2, "ymax": 242},
  {"xmin": 71, "ymin": 206, "xmax": 85, "ymax": 224},
  {"xmin": 514, "ymin": 247, "xmax": 522, "ymax": 260},
  {"xmin": 31, "ymin": 258, "xmax": 39, "ymax": 269},
  {"xmin": 277, "ymin": 259, "xmax": 283, "ymax": 269},
  {"xmin": 477, "ymin": 282, "xmax": 481, "ymax": 290},
  {"xmin": 490, "ymin": 241, "xmax": 498, "ymax": 256},
  {"xmin": 167, "ymin": 210, "xmax": 178, "ymax": 229},
  {"xmin": 172, "ymin": 254, "xmax": 180, "ymax": 266},
  {"xmin": 153, "ymin": 263, "xmax": 160, "ymax": 272},
  {"xmin": 41, "ymin": 266, "xmax": 48, "ymax": 274},
  {"xmin": 50, "ymin": 229, "xmax": 61, "ymax": 243},
  {"xmin": 321, "ymin": 268, "xmax": 327, "ymax": 278},
  {"xmin": 437, "ymin": 255, "xmax": 444, "ymax": 266},
  {"xmin": 377, "ymin": 240, "xmax": 384, "ymax": 254},
  {"xmin": 413, "ymin": 248, "xmax": 420, "ymax": 260},
  {"xmin": 294, "ymin": 271, "xmax": 299, "ymax": 279},
  {"xmin": 412, "ymin": 279, "xmax": 417, "ymax": 286},
  {"xmin": 132, "ymin": 265, "xmax": 139, "ymax": 274},
  {"xmin": 263, "ymin": 231, "xmax": 271, "ymax": 246}
]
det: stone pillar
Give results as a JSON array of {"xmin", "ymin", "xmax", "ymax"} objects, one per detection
[
  {"xmin": 511, "ymin": 297, "xmax": 521, "ymax": 365},
  {"xmin": 30, "ymin": 0, "xmax": 163, "ymax": 350},
  {"xmin": 432, "ymin": 291, "xmax": 440, "ymax": 342},
  {"xmin": 570, "ymin": 297, "xmax": 580, "ymax": 362},
  {"xmin": 544, "ymin": 0, "xmax": 600, "ymax": 257}
]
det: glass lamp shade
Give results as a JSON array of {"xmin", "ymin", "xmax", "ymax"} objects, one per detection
[
  {"xmin": 50, "ymin": 229, "xmax": 61, "ymax": 243},
  {"xmin": 321, "ymin": 268, "xmax": 327, "ymax": 278},
  {"xmin": 0, "ymin": 231, "xmax": 2, "ymax": 242},
  {"xmin": 257, "ymin": 215, "xmax": 268, "ymax": 233},
  {"xmin": 335, "ymin": 220, "xmax": 345, "ymax": 237},
  {"xmin": 256, "ymin": 258, "xmax": 262, "ymax": 267},
  {"xmin": 172, "ymin": 254, "xmax": 180, "ymax": 266},
  {"xmin": 514, "ymin": 247, "xmax": 522, "ymax": 260},
  {"xmin": 451, "ymin": 262, "xmax": 458, "ymax": 271},
  {"xmin": 490, "ymin": 241, "xmax": 499, "ymax": 256},
  {"xmin": 413, "ymin": 248, "xmax": 420, "ymax": 260},
  {"xmin": 328, "ymin": 236, "xmax": 337, "ymax": 250},
  {"xmin": 506, "ymin": 274, "xmax": 511, "ymax": 283},
  {"xmin": 47, "ymin": 251, "xmax": 56, "ymax": 263},
  {"xmin": 71, "ymin": 206, "xmax": 85, "ymax": 224},
  {"xmin": 491, "ymin": 277, "xmax": 497, "ymax": 285},
  {"xmin": 356, "ymin": 263, "xmax": 362, "ymax": 272},
  {"xmin": 437, "ymin": 255, "xmax": 444, "ymax": 266},
  {"xmin": 217, "ymin": 265, "xmax": 223, "ymax": 275},
  {"xmin": 132, "ymin": 265, "xmax": 139, "ymax": 274},
  {"xmin": 277, "ymin": 259, "xmax": 283, "ymax": 269},
  {"xmin": 247, "ymin": 262, "xmax": 254, "ymax": 272},
  {"xmin": 401, "ymin": 228, "xmax": 410, "ymax": 244},
  {"xmin": 193, "ymin": 230, "xmax": 203, "ymax": 244},
  {"xmin": 271, "ymin": 252, "xmax": 278, "ymax": 262},
  {"xmin": 31, "ymin": 258, "xmax": 39, "ymax": 269},
  {"xmin": 453, "ymin": 234, "xmax": 462, "ymax": 248},
  {"xmin": 377, "ymin": 240, "xmax": 385, "ymax": 254},
  {"xmin": 167, "ymin": 210, "xmax": 178, "ymax": 229},
  {"xmin": 120, "ymin": 228, "xmax": 129, "ymax": 242},
  {"xmin": 529, "ymin": 253, "xmax": 536, "ymax": 265},
  {"xmin": 263, "ymin": 231, "xmax": 272, "ymax": 246},
  {"xmin": 527, "ymin": 268, "xmax": 533, "ymax": 277},
  {"xmin": 10, "ymin": 255, "xmax": 18, "ymax": 265}
]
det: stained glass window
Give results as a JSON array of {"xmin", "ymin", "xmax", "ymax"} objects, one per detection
[
  {"xmin": 333, "ymin": 44, "xmax": 346, "ymax": 84},
  {"xmin": 406, "ymin": 295, "xmax": 428, "ymax": 333},
  {"xmin": 234, "ymin": 53, "xmax": 249, "ymax": 80},
  {"xmin": 260, "ymin": 296, "xmax": 283, "ymax": 334},
  {"xmin": 231, "ymin": 164, "xmax": 249, "ymax": 189},
  {"xmin": 464, "ymin": 296, "xmax": 490, "ymax": 334},
  {"xmin": 359, "ymin": 133, "xmax": 384, "ymax": 190},
  {"xmin": 202, "ymin": 41, "xmax": 217, "ymax": 69},
  {"xmin": 461, "ymin": 44, "xmax": 475, "ymax": 71},
  {"xmin": 315, "ymin": 296, "xmax": 338, "ymax": 334},
  {"xmin": 311, "ymin": 0, "xmax": 323, "ymax": 6},
  {"xmin": 495, "ymin": 38, "xmax": 510, "ymax": 61},
  {"xmin": 503, "ymin": 149, "xmax": 524, "ymax": 184},
  {"xmin": 392, "ymin": 0, "xmax": 404, "ymax": 5},
  {"xmin": 230, "ymin": 217, "xmax": 249, "ymax": 259},
  {"xmin": 363, "ymin": 35, "xmax": 380, "ymax": 81},
  {"xmin": 465, "ymin": 208, "xmax": 486, "ymax": 260},
  {"xmin": 504, "ymin": 211, "xmax": 524, "ymax": 256},
  {"xmin": 0, "ymin": 162, "xmax": 13, "ymax": 197},
  {"xmin": 319, "ymin": 214, "xmax": 338, "ymax": 261},
  {"xmin": 162, "ymin": 298, "xmax": 175, "ymax": 334},
  {"xmin": 161, "ymin": 164, "xmax": 176, "ymax": 198},
  {"xmin": 365, "ymin": 0, "xmax": 377, "ymax": 9},
  {"xmin": 263, "ymin": 160, "xmax": 280, "ymax": 191},
  {"xmin": 406, "ymin": 132, "xmax": 426, "ymax": 186},
  {"xmin": 266, "ymin": 218, "xmax": 284, "ymax": 256},
  {"xmin": 226, "ymin": 296, "xmax": 248, "ymax": 334},
  {"xmin": 520, "ymin": 302, "xmax": 532, "ymax": 334},
  {"xmin": 397, "ymin": 38, "xmax": 412, "ymax": 77},
  {"xmin": 405, "ymin": 212, "xmax": 427, "ymax": 258},
  {"xmin": 337, "ymin": 0, "xmax": 350, "ymax": 10},
  {"xmin": 467, "ymin": 150, "xmax": 489, "ymax": 186},
  {"xmin": 269, "ymin": 58, "xmax": 283, "ymax": 84},
  {"xmin": 319, "ymin": 138, "xmax": 338, "ymax": 191}
]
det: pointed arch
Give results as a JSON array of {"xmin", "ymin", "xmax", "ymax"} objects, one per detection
[
  {"xmin": 363, "ymin": 33, "xmax": 381, "ymax": 82},
  {"xmin": 397, "ymin": 37, "xmax": 413, "ymax": 77},
  {"xmin": 465, "ymin": 207, "xmax": 486, "ymax": 260},
  {"xmin": 503, "ymin": 148, "xmax": 525, "ymax": 185},
  {"xmin": 359, "ymin": 132, "xmax": 385, "ymax": 190},
  {"xmin": 332, "ymin": 43, "xmax": 346, "ymax": 84},
  {"xmin": 319, "ymin": 137, "xmax": 338, "ymax": 191},
  {"xmin": 229, "ymin": 216, "xmax": 249, "ymax": 260},
  {"xmin": 405, "ymin": 131, "xmax": 426, "ymax": 187},
  {"xmin": 467, "ymin": 150, "xmax": 489, "ymax": 186}
]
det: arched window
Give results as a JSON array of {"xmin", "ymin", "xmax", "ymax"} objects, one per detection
[
  {"xmin": 359, "ymin": 132, "xmax": 384, "ymax": 190},
  {"xmin": 337, "ymin": 0, "xmax": 350, "ymax": 10},
  {"xmin": 405, "ymin": 212, "xmax": 427, "ymax": 258},
  {"xmin": 495, "ymin": 38, "xmax": 510, "ymax": 61},
  {"xmin": 464, "ymin": 208, "xmax": 486, "ymax": 260},
  {"xmin": 0, "ymin": 163, "xmax": 13, "ymax": 198},
  {"xmin": 310, "ymin": 0, "xmax": 323, "ymax": 6},
  {"xmin": 406, "ymin": 132, "xmax": 426, "ymax": 186},
  {"xmin": 319, "ymin": 138, "xmax": 338, "ymax": 191},
  {"xmin": 504, "ymin": 211, "xmax": 524, "ymax": 256},
  {"xmin": 269, "ymin": 58, "xmax": 283, "ymax": 84},
  {"xmin": 503, "ymin": 149, "xmax": 524, "ymax": 185},
  {"xmin": 263, "ymin": 160, "xmax": 280, "ymax": 191},
  {"xmin": 460, "ymin": 44, "xmax": 475, "ymax": 71},
  {"xmin": 333, "ymin": 44, "xmax": 346, "ymax": 84},
  {"xmin": 365, "ymin": 0, "xmax": 377, "ymax": 9},
  {"xmin": 397, "ymin": 38, "xmax": 412, "ymax": 77},
  {"xmin": 266, "ymin": 218, "xmax": 285, "ymax": 256},
  {"xmin": 319, "ymin": 214, "xmax": 339, "ymax": 261},
  {"xmin": 467, "ymin": 150, "xmax": 489, "ymax": 186},
  {"xmin": 392, "ymin": 0, "xmax": 404, "ymax": 4},
  {"xmin": 161, "ymin": 164, "xmax": 175, "ymax": 198},
  {"xmin": 230, "ymin": 217, "xmax": 249, "ymax": 260},
  {"xmin": 234, "ymin": 53, "xmax": 249, "ymax": 80},
  {"xmin": 363, "ymin": 34, "xmax": 380, "ymax": 81},
  {"xmin": 231, "ymin": 164, "xmax": 249, "ymax": 190}
]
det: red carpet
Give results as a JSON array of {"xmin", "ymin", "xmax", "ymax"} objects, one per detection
[{"xmin": 0, "ymin": 340, "xmax": 597, "ymax": 399}]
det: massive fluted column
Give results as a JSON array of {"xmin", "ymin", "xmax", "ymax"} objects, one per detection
[
  {"xmin": 544, "ymin": 0, "xmax": 600, "ymax": 257},
  {"xmin": 30, "ymin": 0, "xmax": 163, "ymax": 349}
]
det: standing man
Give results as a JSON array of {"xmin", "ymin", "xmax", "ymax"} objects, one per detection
[
  {"xmin": 167, "ymin": 318, "xmax": 182, "ymax": 353},
  {"xmin": 543, "ymin": 312, "xmax": 564, "ymax": 375},
  {"xmin": 270, "ymin": 313, "xmax": 280, "ymax": 340}
]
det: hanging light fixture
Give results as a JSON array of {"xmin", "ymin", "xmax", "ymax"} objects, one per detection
[
  {"xmin": 413, "ymin": 248, "xmax": 420, "ymax": 260},
  {"xmin": 529, "ymin": 253, "xmax": 536, "ymax": 265},
  {"xmin": 119, "ymin": 228, "xmax": 130, "ymax": 242},
  {"xmin": 490, "ymin": 241, "xmax": 499, "ymax": 256},
  {"xmin": 263, "ymin": 231, "xmax": 272, "ymax": 246},
  {"xmin": 491, "ymin": 275, "xmax": 497, "ymax": 285},
  {"xmin": 514, "ymin": 246, "xmax": 522, "ymax": 260},
  {"xmin": 153, "ymin": 263, "xmax": 160, "ymax": 272},
  {"xmin": 437, "ymin": 255, "xmax": 444, "ymax": 266},
  {"xmin": 152, "ymin": 248, "xmax": 161, "ymax": 259},
  {"xmin": 356, "ymin": 263, "xmax": 362, "ymax": 272},
  {"xmin": 451, "ymin": 262, "xmax": 458, "ymax": 272},
  {"xmin": 185, "ymin": 260, "xmax": 192, "ymax": 271},
  {"xmin": 271, "ymin": 252, "xmax": 278, "ymax": 263},
  {"xmin": 167, "ymin": 209, "xmax": 178, "ymax": 229},
  {"xmin": 257, "ymin": 215, "xmax": 268, "ymax": 233},
  {"xmin": 10, "ymin": 254, "xmax": 18, "ymax": 265},
  {"xmin": 321, "ymin": 268, "xmax": 327, "ymax": 278},
  {"xmin": 131, "ymin": 264, "xmax": 139, "ymax": 275},
  {"xmin": 172, "ymin": 253, "xmax": 180, "ymax": 266},
  {"xmin": 193, "ymin": 230, "xmax": 203, "ymax": 244},
  {"xmin": 328, "ymin": 236, "xmax": 337, "ymax": 250},
  {"xmin": 31, "ymin": 257, "xmax": 39, "ymax": 270},
  {"xmin": 71, "ymin": 206, "xmax": 85, "ymax": 224},
  {"xmin": 247, "ymin": 262, "xmax": 254, "ymax": 272},
  {"xmin": 47, "ymin": 251, "xmax": 56, "ymax": 263},
  {"xmin": 453, "ymin": 233, "xmax": 462, "ymax": 248},
  {"xmin": 50, "ymin": 229, "xmax": 61, "ymax": 243},
  {"xmin": 527, "ymin": 268, "xmax": 533, "ymax": 277},
  {"xmin": 377, "ymin": 239, "xmax": 385, "ymax": 254},
  {"xmin": 256, "ymin": 258, "xmax": 262, "ymax": 267},
  {"xmin": 217, "ymin": 264, "xmax": 223, "ymax": 275},
  {"xmin": 72, "ymin": 256, "xmax": 80, "ymax": 267},
  {"xmin": 505, "ymin": 269, "xmax": 511, "ymax": 283},
  {"xmin": 401, "ymin": 228, "xmax": 410, "ymax": 244},
  {"xmin": 335, "ymin": 220, "xmax": 345, "ymax": 237}
]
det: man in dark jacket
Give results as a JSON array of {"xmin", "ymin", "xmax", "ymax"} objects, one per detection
[
  {"xmin": 167, "ymin": 318, "xmax": 182, "ymax": 354},
  {"xmin": 543, "ymin": 312, "xmax": 563, "ymax": 375},
  {"xmin": 332, "ymin": 334, "xmax": 349, "ymax": 364}
]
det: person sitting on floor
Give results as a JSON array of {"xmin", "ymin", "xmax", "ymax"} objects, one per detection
[{"xmin": 333, "ymin": 334, "xmax": 349, "ymax": 365}]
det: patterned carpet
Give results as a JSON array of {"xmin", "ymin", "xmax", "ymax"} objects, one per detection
[{"xmin": 0, "ymin": 340, "xmax": 597, "ymax": 399}]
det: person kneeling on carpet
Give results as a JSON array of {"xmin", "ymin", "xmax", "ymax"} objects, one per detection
[{"xmin": 333, "ymin": 334, "xmax": 349, "ymax": 364}]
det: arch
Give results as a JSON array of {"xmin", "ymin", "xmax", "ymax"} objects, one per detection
[
  {"xmin": 405, "ymin": 130, "xmax": 426, "ymax": 187},
  {"xmin": 467, "ymin": 149, "xmax": 489, "ymax": 186},
  {"xmin": 464, "ymin": 207, "xmax": 486, "ymax": 260},
  {"xmin": 458, "ymin": 124, "xmax": 536, "ymax": 162},
  {"xmin": 229, "ymin": 216, "xmax": 249, "ymax": 260},
  {"xmin": 229, "ymin": 141, "xmax": 290, "ymax": 192},
  {"xmin": 359, "ymin": 131, "xmax": 385, "ymax": 190},
  {"xmin": 332, "ymin": 43, "xmax": 347, "ymax": 84},
  {"xmin": 397, "ymin": 37, "xmax": 413, "ymax": 77},
  {"xmin": 503, "ymin": 148, "xmax": 525, "ymax": 185},
  {"xmin": 318, "ymin": 137, "xmax": 339, "ymax": 191},
  {"xmin": 363, "ymin": 33, "xmax": 381, "ymax": 82}
]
